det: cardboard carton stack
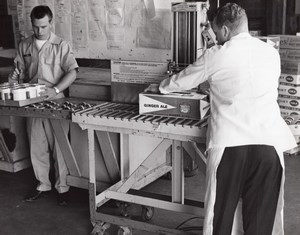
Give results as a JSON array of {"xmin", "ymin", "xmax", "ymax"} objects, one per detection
[
  {"xmin": 276, "ymin": 35, "xmax": 300, "ymax": 117},
  {"xmin": 275, "ymin": 35, "xmax": 300, "ymax": 155}
]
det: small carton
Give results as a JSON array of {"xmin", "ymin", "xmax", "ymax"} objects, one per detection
[
  {"xmin": 278, "ymin": 83, "xmax": 300, "ymax": 97},
  {"xmin": 269, "ymin": 35, "xmax": 300, "ymax": 49},
  {"xmin": 280, "ymin": 106, "xmax": 300, "ymax": 116},
  {"xmin": 202, "ymin": 28, "xmax": 217, "ymax": 48},
  {"xmin": 256, "ymin": 36, "xmax": 280, "ymax": 50},
  {"xmin": 281, "ymin": 60, "xmax": 300, "ymax": 75},
  {"xmin": 279, "ymin": 73, "xmax": 300, "ymax": 85},
  {"xmin": 249, "ymin": 30, "xmax": 262, "ymax": 37},
  {"xmin": 279, "ymin": 48, "xmax": 300, "ymax": 61},
  {"xmin": 284, "ymin": 144, "xmax": 300, "ymax": 155},
  {"xmin": 139, "ymin": 91, "xmax": 209, "ymax": 119},
  {"xmin": 278, "ymin": 96, "xmax": 300, "ymax": 109}
]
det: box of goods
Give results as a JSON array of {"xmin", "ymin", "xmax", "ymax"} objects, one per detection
[
  {"xmin": 278, "ymin": 83, "xmax": 300, "ymax": 96},
  {"xmin": 202, "ymin": 28, "xmax": 217, "ymax": 48},
  {"xmin": 279, "ymin": 73, "xmax": 300, "ymax": 85},
  {"xmin": 281, "ymin": 60, "xmax": 300, "ymax": 75},
  {"xmin": 283, "ymin": 114, "xmax": 300, "ymax": 134},
  {"xmin": 278, "ymin": 96, "xmax": 300, "ymax": 109},
  {"xmin": 111, "ymin": 60, "xmax": 168, "ymax": 104},
  {"xmin": 139, "ymin": 91, "xmax": 209, "ymax": 120},
  {"xmin": 256, "ymin": 36, "xmax": 280, "ymax": 50},
  {"xmin": 269, "ymin": 35, "xmax": 300, "ymax": 50},
  {"xmin": 280, "ymin": 106, "xmax": 300, "ymax": 116},
  {"xmin": 249, "ymin": 30, "xmax": 262, "ymax": 37},
  {"xmin": 0, "ymin": 82, "xmax": 47, "ymax": 107},
  {"xmin": 279, "ymin": 48, "xmax": 300, "ymax": 61},
  {"xmin": 283, "ymin": 115, "xmax": 300, "ymax": 155},
  {"xmin": 284, "ymin": 145, "xmax": 300, "ymax": 155}
]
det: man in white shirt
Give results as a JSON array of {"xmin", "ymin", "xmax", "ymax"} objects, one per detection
[{"xmin": 146, "ymin": 3, "xmax": 296, "ymax": 235}]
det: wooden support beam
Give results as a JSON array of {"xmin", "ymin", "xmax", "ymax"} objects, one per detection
[
  {"xmin": 266, "ymin": 0, "xmax": 286, "ymax": 35},
  {"xmin": 50, "ymin": 119, "xmax": 81, "ymax": 177},
  {"xmin": 95, "ymin": 131, "xmax": 120, "ymax": 183}
]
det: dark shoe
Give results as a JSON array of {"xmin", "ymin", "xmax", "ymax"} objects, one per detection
[
  {"xmin": 24, "ymin": 189, "xmax": 50, "ymax": 202},
  {"xmin": 58, "ymin": 192, "xmax": 69, "ymax": 206}
]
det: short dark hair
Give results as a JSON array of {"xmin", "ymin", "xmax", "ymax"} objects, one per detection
[
  {"xmin": 213, "ymin": 3, "xmax": 247, "ymax": 31},
  {"xmin": 30, "ymin": 5, "xmax": 53, "ymax": 22}
]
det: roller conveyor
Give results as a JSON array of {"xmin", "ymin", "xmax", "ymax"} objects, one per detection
[{"xmin": 72, "ymin": 101, "xmax": 207, "ymax": 143}]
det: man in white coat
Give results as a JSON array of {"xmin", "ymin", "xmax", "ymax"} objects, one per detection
[{"xmin": 146, "ymin": 3, "xmax": 296, "ymax": 235}]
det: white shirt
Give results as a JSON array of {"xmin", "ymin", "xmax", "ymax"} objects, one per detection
[
  {"xmin": 35, "ymin": 39, "xmax": 47, "ymax": 50},
  {"xmin": 160, "ymin": 32, "xmax": 296, "ymax": 151}
]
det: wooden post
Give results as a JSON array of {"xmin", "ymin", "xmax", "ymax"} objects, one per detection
[{"xmin": 266, "ymin": 0, "xmax": 286, "ymax": 35}]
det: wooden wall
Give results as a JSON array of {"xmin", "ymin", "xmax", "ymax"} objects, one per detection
[{"xmin": 208, "ymin": 0, "xmax": 300, "ymax": 36}]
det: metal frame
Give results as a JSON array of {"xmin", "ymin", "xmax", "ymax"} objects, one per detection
[
  {"xmin": 0, "ymin": 99, "xmax": 118, "ymax": 191},
  {"xmin": 73, "ymin": 108, "xmax": 207, "ymax": 234}
]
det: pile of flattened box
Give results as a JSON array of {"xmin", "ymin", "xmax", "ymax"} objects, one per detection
[{"xmin": 276, "ymin": 35, "xmax": 300, "ymax": 155}]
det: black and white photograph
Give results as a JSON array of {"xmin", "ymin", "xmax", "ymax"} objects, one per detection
[{"xmin": 0, "ymin": 0, "xmax": 299, "ymax": 234}]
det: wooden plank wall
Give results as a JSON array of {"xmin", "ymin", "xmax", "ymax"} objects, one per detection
[{"xmin": 208, "ymin": 0, "xmax": 299, "ymax": 36}]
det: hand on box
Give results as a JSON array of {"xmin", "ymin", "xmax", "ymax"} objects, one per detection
[{"xmin": 144, "ymin": 83, "xmax": 160, "ymax": 93}]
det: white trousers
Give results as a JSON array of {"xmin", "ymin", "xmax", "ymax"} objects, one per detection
[
  {"xmin": 203, "ymin": 146, "xmax": 285, "ymax": 235},
  {"xmin": 27, "ymin": 117, "xmax": 70, "ymax": 193}
]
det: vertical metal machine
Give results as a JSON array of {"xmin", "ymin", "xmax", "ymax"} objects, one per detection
[{"xmin": 170, "ymin": 1, "xmax": 209, "ymax": 74}]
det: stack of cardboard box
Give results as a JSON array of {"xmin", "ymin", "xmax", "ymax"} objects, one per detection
[
  {"xmin": 275, "ymin": 35, "xmax": 300, "ymax": 155},
  {"xmin": 276, "ymin": 35, "xmax": 300, "ymax": 116}
]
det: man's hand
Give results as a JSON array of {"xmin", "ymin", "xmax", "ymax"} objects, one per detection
[
  {"xmin": 144, "ymin": 83, "xmax": 160, "ymax": 93},
  {"xmin": 8, "ymin": 67, "xmax": 22, "ymax": 83},
  {"xmin": 39, "ymin": 87, "xmax": 57, "ymax": 100}
]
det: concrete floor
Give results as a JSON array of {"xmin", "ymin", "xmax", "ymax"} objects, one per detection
[{"xmin": 0, "ymin": 155, "xmax": 299, "ymax": 235}]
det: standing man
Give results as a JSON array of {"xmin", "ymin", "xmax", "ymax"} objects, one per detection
[
  {"xmin": 146, "ymin": 3, "xmax": 296, "ymax": 235},
  {"xmin": 9, "ymin": 5, "xmax": 78, "ymax": 206}
]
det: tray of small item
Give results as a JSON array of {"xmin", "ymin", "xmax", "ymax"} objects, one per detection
[
  {"xmin": 0, "ymin": 96, "xmax": 48, "ymax": 107},
  {"xmin": 0, "ymin": 98, "xmax": 97, "ymax": 120}
]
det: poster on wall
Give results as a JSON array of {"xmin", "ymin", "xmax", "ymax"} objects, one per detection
[{"xmin": 14, "ymin": 0, "xmax": 186, "ymax": 61}]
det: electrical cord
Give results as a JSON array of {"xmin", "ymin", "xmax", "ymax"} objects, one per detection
[
  {"xmin": 180, "ymin": 226, "xmax": 203, "ymax": 231},
  {"xmin": 175, "ymin": 216, "xmax": 203, "ymax": 230}
]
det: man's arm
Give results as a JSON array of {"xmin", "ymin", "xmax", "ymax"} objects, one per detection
[
  {"xmin": 40, "ymin": 69, "xmax": 77, "ymax": 98},
  {"xmin": 8, "ymin": 43, "xmax": 26, "ymax": 83},
  {"xmin": 159, "ymin": 55, "xmax": 207, "ymax": 94},
  {"xmin": 42, "ymin": 40, "xmax": 78, "ymax": 98}
]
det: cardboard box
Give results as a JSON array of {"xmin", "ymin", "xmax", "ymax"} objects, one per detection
[
  {"xmin": 284, "ymin": 144, "xmax": 300, "ymax": 155},
  {"xmin": 288, "ymin": 125, "xmax": 300, "ymax": 136},
  {"xmin": 270, "ymin": 35, "xmax": 300, "ymax": 49},
  {"xmin": 278, "ymin": 96, "xmax": 300, "ymax": 109},
  {"xmin": 279, "ymin": 48, "xmax": 300, "ymax": 61},
  {"xmin": 281, "ymin": 60, "xmax": 300, "ymax": 75},
  {"xmin": 280, "ymin": 106, "xmax": 300, "ymax": 116},
  {"xmin": 278, "ymin": 83, "xmax": 300, "ymax": 97},
  {"xmin": 279, "ymin": 73, "xmax": 300, "ymax": 85},
  {"xmin": 139, "ymin": 91, "xmax": 209, "ymax": 119},
  {"xmin": 250, "ymin": 30, "xmax": 262, "ymax": 37},
  {"xmin": 280, "ymin": 107, "xmax": 300, "ymax": 116},
  {"xmin": 202, "ymin": 28, "xmax": 217, "ymax": 48},
  {"xmin": 282, "ymin": 113, "xmax": 300, "ymax": 155},
  {"xmin": 256, "ymin": 36, "xmax": 280, "ymax": 50}
]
